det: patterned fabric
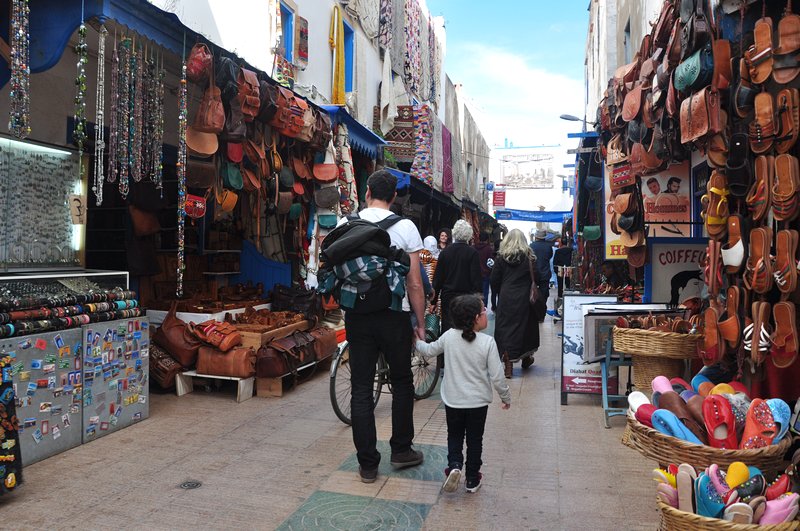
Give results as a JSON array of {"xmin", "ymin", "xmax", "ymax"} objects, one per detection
[
  {"xmin": 404, "ymin": 0, "xmax": 421, "ymax": 95},
  {"xmin": 353, "ymin": 0, "xmax": 380, "ymax": 40},
  {"xmin": 442, "ymin": 125, "xmax": 453, "ymax": 193},
  {"xmin": 391, "ymin": 0, "xmax": 405, "ymax": 75},
  {"xmin": 375, "ymin": 104, "xmax": 416, "ymax": 162},
  {"xmin": 411, "ymin": 104, "xmax": 433, "ymax": 185},
  {"xmin": 379, "ymin": 0, "xmax": 393, "ymax": 49},
  {"xmin": 319, "ymin": 256, "xmax": 409, "ymax": 311},
  {"xmin": 433, "ymin": 115, "xmax": 443, "ymax": 190},
  {"xmin": 335, "ymin": 123, "xmax": 359, "ymax": 213},
  {"xmin": 330, "ymin": 6, "xmax": 346, "ymax": 105},
  {"xmin": 430, "ymin": 19, "xmax": 441, "ymax": 107},
  {"xmin": 418, "ymin": 16, "xmax": 430, "ymax": 103}
]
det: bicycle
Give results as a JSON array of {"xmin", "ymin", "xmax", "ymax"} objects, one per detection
[{"xmin": 329, "ymin": 329, "xmax": 441, "ymax": 426}]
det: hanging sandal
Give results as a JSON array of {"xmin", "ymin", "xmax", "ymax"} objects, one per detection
[
  {"xmin": 749, "ymin": 302, "xmax": 773, "ymax": 365},
  {"xmin": 702, "ymin": 239, "xmax": 723, "ymax": 298},
  {"xmin": 701, "ymin": 306, "xmax": 726, "ymax": 367},
  {"xmin": 750, "ymin": 91, "xmax": 777, "ymax": 154},
  {"xmin": 775, "ymin": 88, "xmax": 800, "ymax": 154},
  {"xmin": 747, "ymin": 155, "xmax": 774, "ymax": 222},
  {"xmin": 745, "ymin": 227, "xmax": 774, "ymax": 294},
  {"xmin": 721, "ymin": 214, "xmax": 747, "ymax": 274},
  {"xmin": 735, "ymin": 57, "xmax": 758, "ymax": 118},
  {"xmin": 701, "ymin": 171, "xmax": 730, "ymax": 241},
  {"xmin": 773, "ymin": 153, "xmax": 800, "ymax": 221},
  {"xmin": 718, "ymin": 286, "xmax": 742, "ymax": 350},
  {"xmin": 773, "ymin": 3, "xmax": 800, "ymax": 85},
  {"xmin": 726, "ymin": 133, "xmax": 752, "ymax": 198},
  {"xmin": 746, "ymin": 15, "xmax": 775, "ymax": 84},
  {"xmin": 771, "ymin": 301, "xmax": 798, "ymax": 369},
  {"xmin": 774, "ymin": 229, "xmax": 799, "ymax": 295}
]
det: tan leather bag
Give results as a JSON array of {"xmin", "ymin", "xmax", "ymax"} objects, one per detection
[
  {"xmin": 197, "ymin": 346, "xmax": 256, "ymax": 378},
  {"xmin": 153, "ymin": 301, "xmax": 202, "ymax": 368},
  {"xmin": 237, "ymin": 68, "xmax": 260, "ymax": 122},
  {"xmin": 680, "ymin": 87, "xmax": 722, "ymax": 144},
  {"xmin": 310, "ymin": 327, "xmax": 337, "ymax": 362},
  {"xmin": 194, "ymin": 64, "xmax": 225, "ymax": 134},
  {"xmin": 269, "ymin": 86, "xmax": 307, "ymax": 138}
]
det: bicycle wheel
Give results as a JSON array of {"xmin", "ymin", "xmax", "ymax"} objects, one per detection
[
  {"xmin": 412, "ymin": 331, "xmax": 441, "ymax": 399},
  {"xmin": 329, "ymin": 342, "xmax": 384, "ymax": 425}
]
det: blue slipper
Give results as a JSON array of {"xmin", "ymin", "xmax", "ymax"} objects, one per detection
[
  {"xmin": 695, "ymin": 473, "xmax": 726, "ymax": 519},
  {"xmin": 692, "ymin": 373, "xmax": 712, "ymax": 393},
  {"xmin": 651, "ymin": 409, "xmax": 703, "ymax": 445},
  {"xmin": 680, "ymin": 390, "xmax": 698, "ymax": 402},
  {"xmin": 767, "ymin": 399, "xmax": 791, "ymax": 443}
]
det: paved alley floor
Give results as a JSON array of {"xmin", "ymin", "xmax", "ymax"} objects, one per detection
[{"xmin": 1, "ymin": 317, "xmax": 659, "ymax": 530}]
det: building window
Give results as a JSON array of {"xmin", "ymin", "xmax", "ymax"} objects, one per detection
[
  {"xmin": 343, "ymin": 20, "xmax": 354, "ymax": 92},
  {"xmin": 280, "ymin": 2, "xmax": 294, "ymax": 62},
  {"xmin": 623, "ymin": 19, "xmax": 631, "ymax": 64}
]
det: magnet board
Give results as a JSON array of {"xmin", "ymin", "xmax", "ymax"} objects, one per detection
[
  {"xmin": 6, "ymin": 328, "xmax": 84, "ymax": 466},
  {"xmin": 81, "ymin": 317, "xmax": 149, "ymax": 443}
]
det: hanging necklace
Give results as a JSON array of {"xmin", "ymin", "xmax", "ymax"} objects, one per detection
[
  {"xmin": 153, "ymin": 53, "xmax": 165, "ymax": 191},
  {"xmin": 118, "ymin": 38, "xmax": 131, "ymax": 198},
  {"xmin": 73, "ymin": 21, "xmax": 89, "ymax": 181},
  {"xmin": 93, "ymin": 25, "xmax": 108, "ymax": 206},
  {"xmin": 107, "ymin": 33, "xmax": 119, "ymax": 183},
  {"xmin": 8, "ymin": 0, "xmax": 31, "ymax": 139},
  {"xmin": 132, "ymin": 45, "xmax": 143, "ymax": 183},
  {"xmin": 177, "ymin": 55, "xmax": 188, "ymax": 298}
]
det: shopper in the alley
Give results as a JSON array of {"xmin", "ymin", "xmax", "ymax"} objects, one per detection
[
  {"xmin": 433, "ymin": 219, "xmax": 482, "ymax": 333},
  {"xmin": 414, "ymin": 294, "xmax": 510, "ymax": 494}
]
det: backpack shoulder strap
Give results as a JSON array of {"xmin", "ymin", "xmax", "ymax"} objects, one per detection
[{"xmin": 376, "ymin": 214, "xmax": 402, "ymax": 230}]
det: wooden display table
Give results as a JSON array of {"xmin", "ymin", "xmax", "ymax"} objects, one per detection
[{"xmin": 176, "ymin": 370, "xmax": 255, "ymax": 403}]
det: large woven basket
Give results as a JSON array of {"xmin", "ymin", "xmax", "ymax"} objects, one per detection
[
  {"xmin": 613, "ymin": 327, "xmax": 701, "ymax": 396},
  {"xmin": 622, "ymin": 412, "xmax": 790, "ymax": 478},
  {"xmin": 658, "ymin": 500, "xmax": 799, "ymax": 530}
]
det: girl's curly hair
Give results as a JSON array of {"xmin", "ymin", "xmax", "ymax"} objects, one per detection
[{"xmin": 450, "ymin": 294, "xmax": 483, "ymax": 342}]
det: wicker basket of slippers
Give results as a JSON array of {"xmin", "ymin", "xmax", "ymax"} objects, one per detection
[
  {"xmin": 622, "ymin": 411, "xmax": 791, "ymax": 478},
  {"xmin": 657, "ymin": 500, "xmax": 799, "ymax": 530},
  {"xmin": 613, "ymin": 327, "xmax": 701, "ymax": 396}
]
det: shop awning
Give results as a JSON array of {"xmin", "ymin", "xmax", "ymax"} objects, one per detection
[
  {"xmin": 388, "ymin": 168, "xmax": 459, "ymax": 211},
  {"xmin": 494, "ymin": 209, "xmax": 572, "ymax": 222},
  {"xmin": 321, "ymin": 106, "xmax": 387, "ymax": 160}
]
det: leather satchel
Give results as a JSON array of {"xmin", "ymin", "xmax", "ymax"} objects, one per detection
[
  {"xmin": 197, "ymin": 346, "xmax": 256, "ymax": 378},
  {"xmin": 194, "ymin": 64, "xmax": 225, "ymax": 134},
  {"xmin": 257, "ymin": 80, "xmax": 279, "ymax": 123},
  {"xmin": 271, "ymin": 284, "xmax": 320, "ymax": 323},
  {"xmin": 237, "ymin": 67, "xmax": 260, "ymax": 122},
  {"xmin": 309, "ymin": 111, "xmax": 333, "ymax": 153},
  {"xmin": 680, "ymin": 0, "xmax": 711, "ymax": 59},
  {"xmin": 673, "ymin": 43, "xmax": 713, "ymax": 93},
  {"xmin": 256, "ymin": 341, "xmax": 299, "ymax": 378},
  {"xmin": 150, "ymin": 344, "xmax": 183, "ymax": 389},
  {"xmin": 680, "ymin": 86, "xmax": 721, "ymax": 144},
  {"xmin": 310, "ymin": 327, "xmax": 337, "ymax": 361},
  {"xmin": 187, "ymin": 43, "xmax": 212, "ymax": 83},
  {"xmin": 269, "ymin": 87, "xmax": 307, "ymax": 138},
  {"xmin": 186, "ymin": 158, "xmax": 217, "ymax": 189},
  {"xmin": 153, "ymin": 301, "xmax": 202, "ymax": 368},
  {"xmin": 296, "ymin": 106, "xmax": 315, "ymax": 143},
  {"xmin": 622, "ymin": 84, "xmax": 645, "ymax": 122},
  {"xmin": 610, "ymin": 163, "xmax": 635, "ymax": 191}
]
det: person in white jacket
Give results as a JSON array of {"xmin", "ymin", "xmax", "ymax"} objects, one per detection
[{"xmin": 415, "ymin": 294, "xmax": 511, "ymax": 493}]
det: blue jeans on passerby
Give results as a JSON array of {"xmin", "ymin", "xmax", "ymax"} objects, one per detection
[
  {"xmin": 482, "ymin": 277, "xmax": 490, "ymax": 306},
  {"xmin": 345, "ymin": 309, "xmax": 415, "ymax": 470}
]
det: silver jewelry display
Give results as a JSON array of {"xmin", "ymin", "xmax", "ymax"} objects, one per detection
[{"xmin": 93, "ymin": 25, "xmax": 108, "ymax": 206}]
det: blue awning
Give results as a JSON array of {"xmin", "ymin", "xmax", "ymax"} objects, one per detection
[
  {"xmin": 387, "ymin": 168, "xmax": 411, "ymax": 189},
  {"xmin": 494, "ymin": 209, "xmax": 572, "ymax": 222},
  {"xmin": 321, "ymin": 106, "xmax": 387, "ymax": 159}
]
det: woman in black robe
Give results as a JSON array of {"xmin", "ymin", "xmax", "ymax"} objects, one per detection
[{"xmin": 490, "ymin": 229, "xmax": 540, "ymax": 378}]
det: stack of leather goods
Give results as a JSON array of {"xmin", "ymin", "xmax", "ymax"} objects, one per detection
[
  {"xmin": 255, "ymin": 326, "xmax": 337, "ymax": 379},
  {"xmin": 226, "ymin": 305, "xmax": 306, "ymax": 331},
  {"xmin": 185, "ymin": 318, "xmax": 256, "ymax": 378},
  {"xmin": 597, "ymin": 1, "xmax": 800, "ymax": 390}
]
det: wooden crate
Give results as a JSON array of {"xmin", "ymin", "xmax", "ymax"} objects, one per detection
[
  {"xmin": 238, "ymin": 320, "xmax": 311, "ymax": 350},
  {"xmin": 255, "ymin": 357, "xmax": 331, "ymax": 398}
]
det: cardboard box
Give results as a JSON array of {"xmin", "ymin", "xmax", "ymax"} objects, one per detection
[{"xmin": 239, "ymin": 320, "xmax": 311, "ymax": 350}]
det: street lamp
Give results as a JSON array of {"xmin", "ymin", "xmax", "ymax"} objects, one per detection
[{"xmin": 559, "ymin": 114, "xmax": 582, "ymax": 122}]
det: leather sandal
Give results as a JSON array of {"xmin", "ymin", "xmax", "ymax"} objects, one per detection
[
  {"xmin": 773, "ymin": 153, "xmax": 800, "ymax": 222},
  {"xmin": 702, "ymin": 239, "xmax": 723, "ymax": 298},
  {"xmin": 707, "ymin": 110, "xmax": 729, "ymax": 169},
  {"xmin": 750, "ymin": 91, "xmax": 777, "ymax": 154},
  {"xmin": 748, "ymin": 302, "xmax": 773, "ymax": 365},
  {"xmin": 773, "ymin": 9, "xmax": 800, "ymax": 85},
  {"xmin": 718, "ymin": 286, "xmax": 742, "ymax": 350},
  {"xmin": 774, "ymin": 229, "xmax": 799, "ymax": 295},
  {"xmin": 771, "ymin": 301, "xmax": 798, "ymax": 369},
  {"xmin": 747, "ymin": 155, "xmax": 774, "ymax": 222},
  {"xmin": 701, "ymin": 306, "xmax": 725, "ymax": 367},
  {"xmin": 775, "ymin": 88, "xmax": 800, "ymax": 154},
  {"xmin": 726, "ymin": 133, "xmax": 752, "ymax": 198},
  {"xmin": 745, "ymin": 227, "xmax": 774, "ymax": 294},
  {"xmin": 735, "ymin": 57, "xmax": 758, "ymax": 118},
  {"xmin": 746, "ymin": 17, "xmax": 775, "ymax": 84},
  {"xmin": 701, "ymin": 171, "xmax": 730, "ymax": 241},
  {"xmin": 721, "ymin": 214, "xmax": 747, "ymax": 275}
]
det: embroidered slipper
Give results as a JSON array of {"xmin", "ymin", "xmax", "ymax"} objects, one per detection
[
  {"xmin": 635, "ymin": 403, "xmax": 656, "ymax": 428},
  {"xmin": 740, "ymin": 398, "xmax": 777, "ymax": 449},
  {"xmin": 723, "ymin": 502, "xmax": 754, "ymax": 524},
  {"xmin": 774, "ymin": 230, "xmax": 799, "ymax": 296},
  {"xmin": 724, "ymin": 392, "xmax": 752, "ymax": 442},
  {"xmin": 751, "ymin": 91, "xmax": 778, "ymax": 154},
  {"xmin": 760, "ymin": 493, "xmax": 800, "ymax": 525},
  {"xmin": 773, "ymin": 10, "xmax": 800, "ymax": 84},
  {"xmin": 704, "ymin": 394, "xmax": 739, "ymax": 449},
  {"xmin": 718, "ymin": 286, "xmax": 742, "ymax": 350},
  {"xmin": 709, "ymin": 383, "xmax": 736, "ymax": 395},
  {"xmin": 695, "ymin": 473, "xmax": 726, "ymax": 519},
  {"xmin": 702, "ymin": 171, "xmax": 730, "ymax": 241},
  {"xmin": 773, "ymin": 153, "xmax": 800, "ymax": 221},
  {"xmin": 775, "ymin": 88, "xmax": 800, "ymax": 154},
  {"xmin": 765, "ymin": 473, "xmax": 791, "ymax": 501},
  {"xmin": 735, "ymin": 57, "xmax": 758, "ymax": 118},
  {"xmin": 746, "ymin": 16, "xmax": 775, "ymax": 85},
  {"xmin": 708, "ymin": 463, "xmax": 730, "ymax": 497},
  {"xmin": 744, "ymin": 228, "xmax": 774, "ymax": 295},
  {"xmin": 767, "ymin": 398, "xmax": 792, "ymax": 443},
  {"xmin": 746, "ymin": 155, "xmax": 773, "ymax": 222},
  {"xmin": 677, "ymin": 468, "xmax": 696, "ymax": 513},
  {"xmin": 726, "ymin": 134, "xmax": 752, "ymax": 198},
  {"xmin": 701, "ymin": 306, "xmax": 725, "ymax": 366}
]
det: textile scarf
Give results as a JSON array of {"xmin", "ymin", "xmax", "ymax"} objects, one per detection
[{"xmin": 329, "ymin": 5, "xmax": 346, "ymax": 105}]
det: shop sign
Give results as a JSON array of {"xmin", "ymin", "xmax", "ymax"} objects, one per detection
[
  {"xmin": 647, "ymin": 242, "xmax": 706, "ymax": 304},
  {"xmin": 492, "ymin": 191, "xmax": 506, "ymax": 207},
  {"xmin": 561, "ymin": 294, "xmax": 617, "ymax": 396},
  {"xmin": 68, "ymin": 194, "xmax": 86, "ymax": 225}
]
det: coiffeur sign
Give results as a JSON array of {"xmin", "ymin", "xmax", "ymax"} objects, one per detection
[{"xmin": 648, "ymin": 242, "xmax": 706, "ymax": 304}]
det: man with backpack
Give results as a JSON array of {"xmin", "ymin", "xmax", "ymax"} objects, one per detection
[{"xmin": 319, "ymin": 170, "xmax": 427, "ymax": 483}]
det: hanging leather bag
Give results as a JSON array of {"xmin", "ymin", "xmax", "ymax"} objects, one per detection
[
  {"xmin": 680, "ymin": 0, "xmax": 711, "ymax": 59},
  {"xmin": 193, "ymin": 62, "xmax": 225, "ymax": 134},
  {"xmin": 153, "ymin": 301, "xmax": 202, "ymax": 368},
  {"xmin": 185, "ymin": 191, "xmax": 209, "ymax": 219},
  {"xmin": 309, "ymin": 111, "xmax": 333, "ymax": 153},
  {"xmin": 680, "ymin": 86, "xmax": 721, "ymax": 144},
  {"xmin": 269, "ymin": 86, "xmax": 307, "ymax": 138},
  {"xmin": 673, "ymin": 43, "xmax": 713, "ymax": 93},
  {"xmin": 313, "ymin": 140, "xmax": 339, "ymax": 183},
  {"xmin": 187, "ymin": 43, "xmax": 213, "ymax": 83},
  {"xmin": 237, "ymin": 67, "xmax": 261, "ymax": 122},
  {"xmin": 257, "ymin": 80, "xmax": 279, "ymax": 123},
  {"xmin": 186, "ymin": 158, "xmax": 217, "ymax": 189}
]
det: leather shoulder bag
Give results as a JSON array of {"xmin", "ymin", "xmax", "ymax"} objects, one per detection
[
  {"xmin": 197, "ymin": 346, "xmax": 256, "ymax": 378},
  {"xmin": 237, "ymin": 67, "xmax": 261, "ymax": 122},
  {"xmin": 153, "ymin": 301, "xmax": 202, "ymax": 368},
  {"xmin": 193, "ymin": 62, "xmax": 225, "ymax": 134}
]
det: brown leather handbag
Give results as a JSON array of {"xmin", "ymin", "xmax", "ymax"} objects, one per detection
[
  {"xmin": 186, "ymin": 158, "xmax": 217, "ymax": 189},
  {"xmin": 256, "ymin": 335, "xmax": 307, "ymax": 378},
  {"xmin": 269, "ymin": 86, "xmax": 307, "ymax": 138},
  {"xmin": 186, "ymin": 43, "xmax": 212, "ymax": 83},
  {"xmin": 188, "ymin": 320, "xmax": 242, "ymax": 352},
  {"xmin": 153, "ymin": 301, "xmax": 202, "ymax": 368},
  {"xmin": 150, "ymin": 343, "xmax": 184, "ymax": 389},
  {"xmin": 237, "ymin": 67, "xmax": 260, "ymax": 122},
  {"xmin": 309, "ymin": 110, "xmax": 333, "ymax": 153},
  {"xmin": 197, "ymin": 346, "xmax": 256, "ymax": 378},
  {"xmin": 310, "ymin": 327, "xmax": 337, "ymax": 361},
  {"xmin": 194, "ymin": 64, "xmax": 225, "ymax": 134},
  {"xmin": 680, "ymin": 86, "xmax": 721, "ymax": 144}
]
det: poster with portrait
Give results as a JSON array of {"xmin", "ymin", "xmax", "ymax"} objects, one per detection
[
  {"xmin": 641, "ymin": 161, "xmax": 692, "ymax": 238},
  {"xmin": 646, "ymin": 241, "xmax": 707, "ymax": 304}
]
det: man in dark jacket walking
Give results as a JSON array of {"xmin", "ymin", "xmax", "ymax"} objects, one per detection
[
  {"xmin": 473, "ymin": 232, "xmax": 495, "ymax": 306},
  {"xmin": 529, "ymin": 229, "xmax": 553, "ymax": 321}
]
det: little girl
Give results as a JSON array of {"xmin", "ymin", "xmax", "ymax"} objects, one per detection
[{"xmin": 415, "ymin": 294, "xmax": 511, "ymax": 493}]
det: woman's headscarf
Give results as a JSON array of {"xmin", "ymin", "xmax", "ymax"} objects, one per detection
[{"xmin": 423, "ymin": 235, "xmax": 439, "ymax": 258}]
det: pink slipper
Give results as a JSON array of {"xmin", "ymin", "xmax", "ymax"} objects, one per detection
[
  {"xmin": 760, "ymin": 493, "xmax": 800, "ymax": 524},
  {"xmin": 652, "ymin": 375, "xmax": 673, "ymax": 395}
]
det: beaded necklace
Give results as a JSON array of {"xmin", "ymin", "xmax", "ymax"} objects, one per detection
[
  {"xmin": 153, "ymin": 56, "xmax": 165, "ymax": 191},
  {"xmin": 73, "ymin": 23, "xmax": 88, "ymax": 178},
  {"xmin": 131, "ymin": 46, "xmax": 143, "ymax": 183},
  {"xmin": 118, "ymin": 38, "xmax": 131, "ymax": 198},
  {"xmin": 93, "ymin": 25, "xmax": 108, "ymax": 206},
  {"xmin": 177, "ymin": 59, "xmax": 188, "ymax": 298},
  {"xmin": 8, "ymin": 0, "xmax": 31, "ymax": 139},
  {"xmin": 107, "ymin": 34, "xmax": 119, "ymax": 184}
]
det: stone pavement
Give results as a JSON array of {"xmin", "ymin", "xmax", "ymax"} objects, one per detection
[{"xmin": 2, "ymin": 316, "xmax": 659, "ymax": 530}]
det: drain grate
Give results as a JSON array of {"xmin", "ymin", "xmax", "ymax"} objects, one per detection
[{"xmin": 179, "ymin": 480, "xmax": 202, "ymax": 490}]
